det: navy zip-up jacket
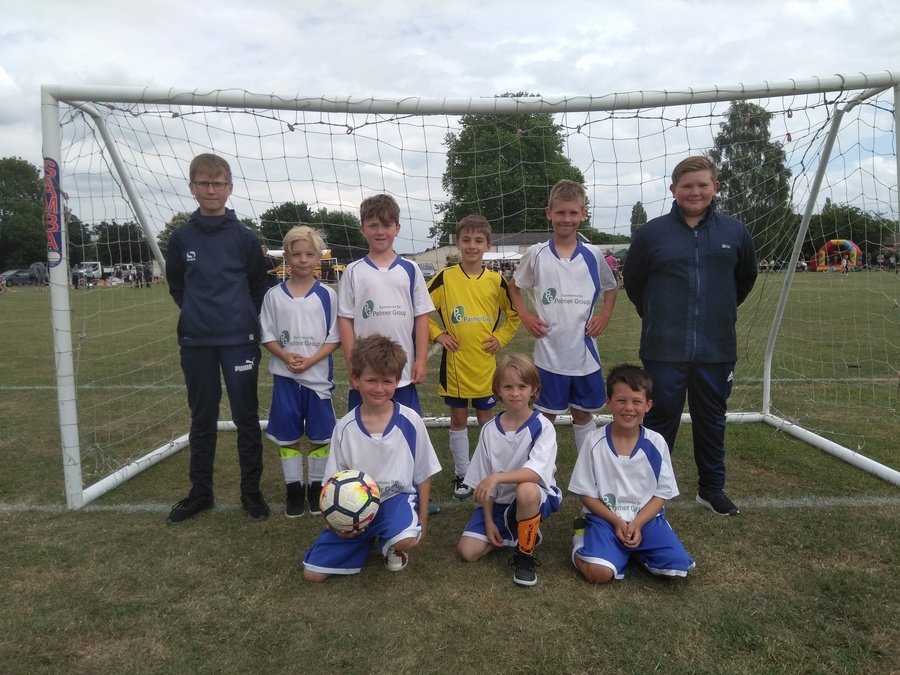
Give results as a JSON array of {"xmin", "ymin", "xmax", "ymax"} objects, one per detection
[
  {"xmin": 624, "ymin": 201, "xmax": 757, "ymax": 363},
  {"xmin": 165, "ymin": 209, "xmax": 268, "ymax": 347}
]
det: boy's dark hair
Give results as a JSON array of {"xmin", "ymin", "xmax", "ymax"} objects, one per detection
[
  {"xmin": 189, "ymin": 153, "xmax": 232, "ymax": 183},
  {"xmin": 350, "ymin": 334, "xmax": 406, "ymax": 379},
  {"xmin": 547, "ymin": 179, "xmax": 586, "ymax": 209},
  {"xmin": 456, "ymin": 214, "xmax": 492, "ymax": 244},
  {"xmin": 360, "ymin": 194, "xmax": 400, "ymax": 226},
  {"xmin": 493, "ymin": 353, "xmax": 541, "ymax": 406},
  {"xmin": 605, "ymin": 364, "xmax": 653, "ymax": 399},
  {"xmin": 671, "ymin": 155, "xmax": 718, "ymax": 185}
]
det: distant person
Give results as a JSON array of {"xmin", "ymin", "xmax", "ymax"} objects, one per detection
[
  {"xmin": 427, "ymin": 214, "xmax": 520, "ymax": 500},
  {"xmin": 165, "ymin": 153, "xmax": 270, "ymax": 524},
  {"xmin": 0, "ymin": 273, "xmax": 7, "ymax": 294},
  {"xmin": 569, "ymin": 364, "xmax": 694, "ymax": 583},
  {"xmin": 624, "ymin": 155, "xmax": 757, "ymax": 516},
  {"xmin": 508, "ymin": 179, "xmax": 618, "ymax": 454},
  {"xmin": 302, "ymin": 334, "xmax": 441, "ymax": 582},
  {"xmin": 263, "ymin": 245, "xmax": 282, "ymax": 288},
  {"xmin": 457, "ymin": 354, "xmax": 561, "ymax": 587},
  {"xmin": 841, "ymin": 255, "xmax": 850, "ymax": 276},
  {"xmin": 890, "ymin": 255, "xmax": 897, "ymax": 273},
  {"xmin": 33, "ymin": 261, "xmax": 47, "ymax": 289},
  {"xmin": 260, "ymin": 226, "xmax": 340, "ymax": 517},
  {"xmin": 604, "ymin": 249, "xmax": 618, "ymax": 284},
  {"xmin": 876, "ymin": 253, "xmax": 884, "ymax": 269}
]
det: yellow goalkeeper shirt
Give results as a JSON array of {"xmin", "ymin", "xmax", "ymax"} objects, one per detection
[{"xmin": 428, "ymin": 264, "xmax": 520, "ymax": 399}]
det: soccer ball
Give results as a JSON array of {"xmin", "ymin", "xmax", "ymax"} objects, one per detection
[{"xmin": 320, "ymin": 469, "xmax": 381, "ymax": 533}]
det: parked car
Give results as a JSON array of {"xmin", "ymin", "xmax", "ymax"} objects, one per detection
[
  {"xmin": 417, "ymin": 261, "xmax": 436, "ymax": 280},
  {"xmin": 1, "ymin": 268, "xmax": 35, "ymax": 286}
]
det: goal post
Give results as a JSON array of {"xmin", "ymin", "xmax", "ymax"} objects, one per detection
[{"xmin": 41, "ymin": 73, "xmax": 900, "ymax": 508}]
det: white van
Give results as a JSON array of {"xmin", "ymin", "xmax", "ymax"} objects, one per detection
[{"xmin": 79, "ymin": 261, "xmax": 103, "ymax": 278}]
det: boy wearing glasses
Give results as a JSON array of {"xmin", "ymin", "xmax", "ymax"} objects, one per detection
[{"xmin": 165, "ymin": 153, "xmax": 271, "ymax": 524}]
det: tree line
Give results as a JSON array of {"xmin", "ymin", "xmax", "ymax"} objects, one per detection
[{"xmin": 2, "ymin": 98, "xmax": 896, "ymax": 272}]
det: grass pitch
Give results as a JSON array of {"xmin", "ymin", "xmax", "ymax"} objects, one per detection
[{"xmin": 0, "ymin": 273, "xmax": 898, "ymax": 673}]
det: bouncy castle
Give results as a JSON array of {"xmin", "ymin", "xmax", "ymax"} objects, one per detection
[{"xmin": 814, "ymin": 239, "xmax": 863, "ymax": 271}]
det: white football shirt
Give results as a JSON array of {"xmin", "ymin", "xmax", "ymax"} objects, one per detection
[
  {"xmin": 324, "ymin": 403, "xmax": 442, "ymax": 501},
  {"xmin": 260, "ymin": 280, "xmax": 339, "ymax": 394},
  {"xmin": 338, "ymin": 256, "xmax": 435, "ymax": 387},
  {"xmin": 568, "ymin": 424, "xmax": 679, "ymax": 523},
  {"xmin": 463, "ymin": 410, "xmax": 559, "ymax": 505},
  {"xmin": 513, "ymin": 240, "xmax": 617, "ymax": 375}
]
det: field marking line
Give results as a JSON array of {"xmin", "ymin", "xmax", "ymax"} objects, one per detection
[{"xmin": 2, "ymin": 495, "xmax": 900, "ymax": 514}]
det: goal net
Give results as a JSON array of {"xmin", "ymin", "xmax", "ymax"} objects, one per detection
[{"xmin": 41, "ymin": 74, "xmax": 900, "ymax": 507}]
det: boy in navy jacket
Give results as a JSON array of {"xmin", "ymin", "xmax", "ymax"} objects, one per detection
[
  {"xmin": 624, "ymin": 156, "xmax": 757, "ymax": 517},
  {"xmin": 165, "ymin": 153, "xmax": 270, "ymax": 524}
]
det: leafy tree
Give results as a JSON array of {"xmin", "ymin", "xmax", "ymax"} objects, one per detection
[
  {"xmin": 258, "ymin": 202, "xmax": 364, "ymax": 253},
  {"xmin": 709, "ymin": 101, "xmax": 793, "ymax": 261},
  {"xmin": 580, "ymin": 230, "xmax": 630, "ymax": 246},
  {"xmin": 92, "ymin": 221, "xmax": 151, "ymax": 266},
  {"xmin": 156, "ymin": 211, "xmax": 192, "ymax": 258},
  {"xmin": 433, "ymin": 93, "xmax": 586, "ymax": 245},
  {"xmin": 0, "ymin": 157, "xmax": 44, "ymax": 269},
  {"xmin": 630, "ymin": 201, "xmax": 648, "ymax": 238},
  {"xmin": 64, "ymin": 213, "xmax": 92, "ymax": 265},
  {"xmin": 258, "ymin": 202, "xmax": 316, "ymax": 246}
]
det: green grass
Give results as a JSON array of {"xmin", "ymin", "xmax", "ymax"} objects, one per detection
[{"xmin": 1, "ymin": 274, "xmax": 899, "ymax": 673}]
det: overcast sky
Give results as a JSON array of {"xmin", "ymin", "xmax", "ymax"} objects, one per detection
[{"xmin": 2, "ymin": 0, "xmax": 899, "ymax": 249}]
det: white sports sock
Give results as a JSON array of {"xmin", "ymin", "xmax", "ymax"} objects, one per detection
[
  {"xmin": 572, "ymin": 419, "xmax": 597, "ymax": 453},
  {"xmin": 279, "ymin": 448, "xmax": 303, "ymax": 484},
  {"xmin": 307, "ymin": 452, "xmax": 328, "ymax": 484},
  {"xmin": 449, "ymin": 428, "xmax": 470, "ymax": 477}
]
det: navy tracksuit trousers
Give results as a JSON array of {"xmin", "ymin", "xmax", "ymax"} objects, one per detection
[
  {"xmin": 641, "ymin": 360, "xmax": 734, "ymax": 491},
  {"xmin": 180, "ymin": 344, "xmax": 263, "ymax": 497}
]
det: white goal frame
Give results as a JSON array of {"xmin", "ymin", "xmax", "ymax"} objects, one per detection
[{"xmin": 41, "ymin": 72, "xmax": 900, "ymax": 508}]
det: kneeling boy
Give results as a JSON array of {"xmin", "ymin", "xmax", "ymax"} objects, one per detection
[
  {"xmin": 302, "ymin": 335, "xmax": 441, "ymax": 581},
  {"xmin": 457, "ymin": 354, "xmax": 562, "ymax": 587},
  {"xmin": 569, "ymin": 364, "xmax": 694, "ymax": 583}
]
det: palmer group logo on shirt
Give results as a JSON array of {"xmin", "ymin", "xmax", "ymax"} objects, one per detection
[
  {"xmin": 361, "ymin": 299, "xmax": 408, "ymax": 319},
  {"xmin": 452, "ymin": 304, "xmax": 491, "ymax": 324},
  {"xmin": 543, "ymin": 287, "xmax": 592, "ymax": 307}
]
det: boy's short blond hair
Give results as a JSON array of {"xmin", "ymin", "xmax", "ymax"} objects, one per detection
[
  {"xmin": 605, "ymin": 363, "xmax": 653, "ymax": 399},
  {"xmin": 493, "ymin": 354, "xmax": 541, "ymax": 406},
  {"xmin": 671, "ymin": 156, "xmax": 718, "ymax": 185},
  {"xmin": 350, "ymin": 334, "xmax": 406, "ymax": 379},
  {"xmin": 189, "ymin": 153, "xmax": 232, "ymax": 183},
  {"xmin": 360, "ymin": 194, "xmax": 400, "ymax": 226},
  {"xmin": 547, "ymin": 179, "xmax": 586, "ymax": 209},
  {"xmin": 456, "ymin": 214, "xmax": 492, "ymax": 243},
  {"xmin": 282, "ymin": 225, "xmax": 325, "ymax": 255}
]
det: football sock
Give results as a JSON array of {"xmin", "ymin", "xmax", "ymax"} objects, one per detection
[
  {"xmin": 279, "ymin": 446, "xmax": 303, "ymax": 484},
  {"xmin": 449, "ymin": 429, "xmax": 470, "ymax": 477},
  {"xmin": 572, "ymin": 420, "xmax": 596, "ymax": 453},
  {"xmin": 572, "ymin": 517, "xmax": 586, "ymax": 564},
  {"xmin": 308, "ymin": 444, "xmax": 329, "ymax": 483},
  {"xmin": 517, "ymin": 513, "xmax": 541, "ymax": 555}
]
